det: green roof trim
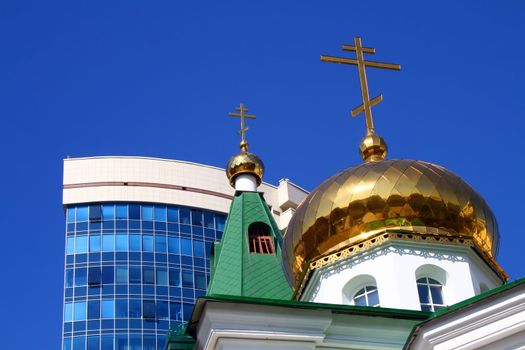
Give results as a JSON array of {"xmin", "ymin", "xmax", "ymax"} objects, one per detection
[
  {"xmin": 403, "ymin": 277, "xmax": 525, "ymax": 350},
  {"xmin": 431, "ymin": 277, "xmax": 525, "ymax": 319},
  {"xmin": 206, "ymin": 191, "xmax": 293, "ymax": 300},
  {"xmin": 187, "ymin": 293, "xmax": 432, "ymax": 335},
  {"xmin": 165, "ymin": 325, "xmax": 195, "ymax": 350}
]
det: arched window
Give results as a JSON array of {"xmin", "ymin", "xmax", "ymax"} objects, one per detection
[
  {"xmin": 352, "ymin": 285, "xmax": 380, "ymax": 307},
  {"xmin": 248, "ymin": 222, "xmax": 274, "ymax": 255},
  {"xmin": 342, "ymin": 274, "xmax": 380, "ymax": 307},
  {"xmin": 417, "ymin": 277, "xmax": 445, "ymax": 311}
]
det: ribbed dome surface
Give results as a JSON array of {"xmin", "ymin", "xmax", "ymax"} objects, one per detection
[{"xmin": 283, "ymin": 159, "xmax": 499, "ymax": 286}]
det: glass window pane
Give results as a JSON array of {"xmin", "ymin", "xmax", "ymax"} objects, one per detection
[
  {"xmin": 156, "ymin": 269, "xmax": 168, "ymax": 285},
  {"xmin": 170, "ymin": 302, "xmax": 181, "ymax": 320},
  {"xmin": 116, "ymin": 300, "xmax": 128, "ymax": 318},
  {"xmin": 67, "ymin": 207, "xmax": 76, "ymax": 223},
  {"xmin": 421, "ymin": 304, "xmax": 432, "ymax": 312},
  {"xmin": 195, "ymin": 272, "xmax": 206, "ymax": 290},
  {"xmin": 143, "ymin": 300, "xmax": 156, "ymax": 319},
  {"xmin": 88, "ymin": 300, "xmax": 100, "ymax": 319},
  {"xmin": 181, "ymin": 238, "xmax": 192, "ymax": 255},
  {"xmin": 129, "ymin": 205, "xmax": 140, "ymax": 220},
  {"xmin": 354, "ymin": 295, "xmax": 366, "ymax": 306},
  {"xmin": 418, "ymin": 285, "xmax": 430, "ymax": 303},
  {"xmin": 75, "ymin": 268, "xmax": 87, "ymax": 286},
  {"xmin": 88, "ymin": 267, "xmax": 101, "ymax": 285},
  {"xmin": 129, "ymin": 235, "xmax": 141, "ymax": 251},
  {"xmin": 143, "ymin": 336, "xmax": 156, "ymax": 350},
  {"xmin": 155, "ymin": 236, "xmax": 166, "ymax": 253},
  {"xmin": 116, "ymin": 235, "xmax": 128, "ymax": 251},
  {"xmin": 89, "ymin": 236, "xmax": 101, "ymax": 253},
  {"xmin": 169, "ymin": 269, "xmax": 180, "ymax": 287},
  {"xmin": 87, "ymin": 336, "xmax": 100, "ymax": 350},
  {"xmin": 90, "ymin": 205, "xmax": 102, "ymax": 221},
  {"xmin": 129, "ymin": 267, "xmax": 141, "ymax": 284},
  {"xmin": 102, "ymin": 300, "xmax": 115, "ymax": 319},
  {"xmin": 63, "ymin": 338, "xmax": 72, "ymax": 350},
  {"xmin": 129, "ymin": 299, "xmax": 141, "ymax": 318},
  {"xmin": 101, "ymin": 335, "xmax": 113, "ymax": 350},
  {"xmin": 64, "ymin": 302, "xmax": 73, "ymax": 322},
  {"xmin": 102, "ymin": 235, "xmax": 115, "ymax": 252},
  {"xmin": 142, "ymin": 236, "xmax": 154, "ymax": 252},
  {"xmin": 142, "ymin": 205, "xmax": 153, "ymax": 221},
  {"xmin": 428, "ymin": 278, "xmax": 440, "ymax": 285},
  {"xmin": 67, "ymin": 237, "xmax": 75, "ymax": 255},
  {"xmin": 167, "ymin": 207, "xmax": 178, "ymax": 223},
  {"xmin": 179, "ymin": 208, "xmax": 190, "ymax": 225},
  {"xmin": 430, "ymin": 286, "xmax": 444, "ymax": 304},
  {"xmin": 143, "ymin": 267, "xmax": 155, "ymax": 284},
  {"xmin": 115, "ymin": 334, "xmax": 127, "ymax": 350},
  {"xmin": 77, "ymin": 206, "xmax": 89, "ymax": 222},
  {"xmin": 368, "ymin": 290, "xmax": 380, "ymax": 306},
  {"xmin": 157, "ymin": 301, "xmax": 168, "ymax": 320},
  {"xmin": 76, "ymin": 236, "xmax": 88, "ymax": 254},
  {"xmin": 154, "ymin": 206, "xmax": 166, "ymax": 221},
  {"xmin": 116, "ymin": 267, "xmax": 128, "ymax": 283},
  {"xmin": 193, "ymin": 241, "xmax": 204, "ymax": 257},
  {"xmin": 191, "ymin": 210, "xmax": 203, "ymax": 226},
  {"xmin": 73, "ymin": 336, "xmax": 85, "ymax": 350},
  {"xmin": 168, "ymin": 237, "xmax": 179, "ymax": 254},
  {"xmin": 102, "ymin": 205, "xmax": 115, "ymax": 220},
  {"xmin": 182, "ymin": 271, "xmax": 193, "ymax": 287},
  {"xmin": 115, "ymin": 204, "xmax": 128, "ymax": 219},
  {"xmin": 203, "ymin": 212, "xmax": 214, "ymax": 229},
  {"xmin": 215, "ymin": 214, "xmax": 226, "ymax": 231},
  {"xmin": 66, "ymin": 268, "xmax": 74, "ymax": 287},
  {"xmin": 74, "ymin": 301, "xmax": 87, "ymax": 321},
  {"xmin": 102, "ymin": 266, "xmax": 114, "ymax": 284}
]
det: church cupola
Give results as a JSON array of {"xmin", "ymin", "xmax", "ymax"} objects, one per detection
[
  {"xmin": 283, "ymin": 37, "xmax": 507, "ymax": 311},
  {"xmin": 206, "ymin": 103, "xmax": 292, "ymax": 300},
  {"xmin": 225, "ymin": 103, "xmax": 264, "ymax": 192}
]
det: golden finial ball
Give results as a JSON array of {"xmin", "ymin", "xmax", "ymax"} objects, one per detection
[
  {"xmin": 359, "ymin": 132, "xmax": 388, "ymax": 162},
  {"xmin": 226, "ymin": 150, "xmax": 265, "ymax": 187}
]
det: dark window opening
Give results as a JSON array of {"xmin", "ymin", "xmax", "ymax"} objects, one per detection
[
  {"xmin": 248, "ymin": 222, "xmax": 275, "ymax": 255},
  {"xmin": 88, "ymin": 267, "xmax": 102, "ymax": 286},
  {"xmin": 143, "ymin": 300, "xmax": 156, "ymax": 319}
]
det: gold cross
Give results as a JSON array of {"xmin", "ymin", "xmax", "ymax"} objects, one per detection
[
  {"xmin": 321, "ymin": 37, "xmax": 400, "ymax": 133},
  {"xmin": 228, "ymin": 102, "xmax": 256, "ymax": 151}
]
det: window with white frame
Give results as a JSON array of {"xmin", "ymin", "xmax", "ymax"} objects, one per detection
[
  {"xmin": 417, "ymin": 277, "xmax": 445, "ymax": 311},
  {"xmin": 352, "ymin": 285, "xmax": 380, "ymax": 307}
]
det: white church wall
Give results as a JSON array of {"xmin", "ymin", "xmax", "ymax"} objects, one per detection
[{"xmin": 301, "ymin": 241, "xmax": 503, "ymax": 311}]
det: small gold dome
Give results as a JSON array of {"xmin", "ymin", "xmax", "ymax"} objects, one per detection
[
  {"xmin": 359, "ymin": 131, "xmax": 387, "ymax": 162},
  {"xmin": 226, "ymin": 142, "xmax": 264, "ymax": 187},
  {"xmin": 283, "ymin": 159, "xmax": 503, "ymax": 287}
]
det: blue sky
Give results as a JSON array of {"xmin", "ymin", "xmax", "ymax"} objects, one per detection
[{"xmin": 1, "ymin": 1, "xmax": 524, "ymax": 347}]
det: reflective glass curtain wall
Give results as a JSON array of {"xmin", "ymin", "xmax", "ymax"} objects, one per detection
[{"xmin": 62, "ymin": 203, "xmax": 226, "ymax": 350}]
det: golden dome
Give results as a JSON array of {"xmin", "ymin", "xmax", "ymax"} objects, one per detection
[
  {"xmin": 283, "ymin": 159, "xmax": 503, "ymax": 287},
  {"xmin": 226, "ymin": 142, "xmax": 264, "ymax": 187}
]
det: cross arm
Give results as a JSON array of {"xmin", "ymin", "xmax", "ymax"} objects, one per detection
[
  {"xmin": 320, "ymin": 55, "xmax": 401, "ymax": 70},
  {"xmin": 228, "ymin": 113, "xmax": 256, "ymax": 119}
]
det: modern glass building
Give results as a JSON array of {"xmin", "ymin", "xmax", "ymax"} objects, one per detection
[
  {"xmin": 61, "ymin": 156, "xmax": 308, "ymax": 350},
  {"xmin": 63, "ymin": 202, "xmax": 225, "ymax": 350}
]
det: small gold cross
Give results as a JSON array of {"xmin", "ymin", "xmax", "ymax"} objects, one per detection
[
  {"xmin": 321, "ymin": 37, "xmax": 400, "ymax": 133},
  {"xmin": 228, "ymin": 103, "xmax": 256, "ymax": 152}
]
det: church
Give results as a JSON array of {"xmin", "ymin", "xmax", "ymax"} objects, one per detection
[{"xmin": 166, "ymin": 37, "xmax": 525, "ymax": 349}]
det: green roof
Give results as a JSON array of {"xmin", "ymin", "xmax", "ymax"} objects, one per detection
[
  {"xmin": 206, "ymin": 191, "xmax": 293, "ymax": 300},
  {"xmin": 431, "ymin": 277, "xmax": 525, "ymax": 319},
  {"xmin": 165, "ymin": 326, "xmax": 195, "ymax": 350},
  {"xmin": 403, "ymin": 277, "xmax": 525, "ymax": 349}
]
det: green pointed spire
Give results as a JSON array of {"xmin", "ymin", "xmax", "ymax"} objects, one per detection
[{"xmin": 207, "ymin": 191, "xmax": 292, "ymax": 300}]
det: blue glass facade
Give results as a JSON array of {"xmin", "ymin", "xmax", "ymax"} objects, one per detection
[{"xmin": 62, "ymin": 203, "xmax": 226, "ymax": 350}]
